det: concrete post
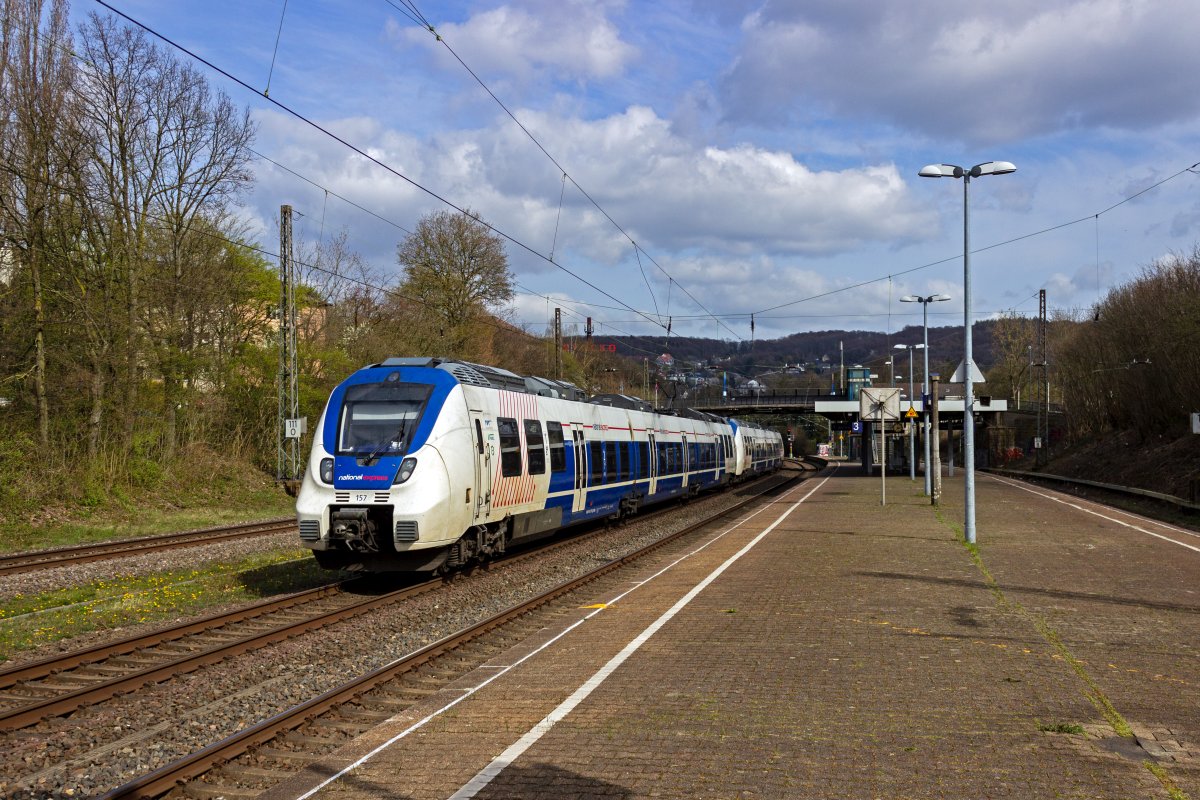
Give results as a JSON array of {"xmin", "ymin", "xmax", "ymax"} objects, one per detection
[{"xmin": 931, "ymin": 374, "xmax": 942, "ymax": 506}]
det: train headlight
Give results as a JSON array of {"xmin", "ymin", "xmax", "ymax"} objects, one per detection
[
  {"xmin": 320, "ymin": 457, "xmax": 334, "ymax": 484},
  {"xmin": 394, "ymin": 457, "xmax": 417, "ymax": 485}
]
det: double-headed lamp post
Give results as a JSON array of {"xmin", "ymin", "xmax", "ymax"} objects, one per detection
[
  {"xmin": 893, "ymin": 342, "xmax": 925, "ymax": 481},
  {"xmin": 899, "ymin": 293, "xmax": 950, "ymax": 497},
  {"xmin": 918, "ymin": 161, "xmax": 1017, "ymax": 544}
]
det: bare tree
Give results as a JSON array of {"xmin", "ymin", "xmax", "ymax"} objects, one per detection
[
  {"xmin": 986, "ymin": 312, "xmax": 1036, "ymax": 408},
  {"xmin": 73, "ymin": 13, "xmax": 255, "ymax": 459},
  {"xmin": 0, "ymin": 0, "xmax": 76, "ymax": 448}
]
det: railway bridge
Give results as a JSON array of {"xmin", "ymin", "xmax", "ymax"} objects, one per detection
[{"xmin": 659, "ymin": 387, "xmax": 1063, "ymax": 469}]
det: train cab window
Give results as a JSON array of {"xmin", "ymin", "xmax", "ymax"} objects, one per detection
[
  {"xmin": 524, "ymin": 419, "xmax": 545, "ymax": 475},
  {"xmin": 337, "ymin": 382, "xmax": 432, "ymax": 456},
  {"xmin": 547, "ymin": 422, "xmax": 566, "ymax": 473},
  {"xmin": 498, "ymin": 417, "xmax": 522, "ymax": 477}
]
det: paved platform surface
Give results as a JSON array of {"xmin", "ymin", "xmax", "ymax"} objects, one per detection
[{"xmin": 264, "ymin": 464, "xmax": 1200, "ymax": 799}]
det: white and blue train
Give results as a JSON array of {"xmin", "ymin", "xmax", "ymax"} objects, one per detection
[{"xmin": 296, "ymin": 358, "xmax": 783, "ymax": 572}]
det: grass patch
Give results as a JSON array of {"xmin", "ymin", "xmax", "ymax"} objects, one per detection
[
  {"xmin": 1038, "ymin": 723, "xmax": 1085, "ymax": 734},
  {"xmin": 0, "ymin": 547, "xmax": 333, "ymax": 662},
  {"xmin": 1143, "ymin": 760, "xmax": 1191, "ymax": 800},
  {"xmin": 1, "ymin": 445, "xmax": 296, "ymax": 554},
  {"xmin": 5, "ymin": 501, "xmax": 295, "ymax": 554}
]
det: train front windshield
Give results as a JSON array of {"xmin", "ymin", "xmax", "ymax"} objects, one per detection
[{"xmin": 337, "ymin": 381, "xmax": 433, "ymax": 456}]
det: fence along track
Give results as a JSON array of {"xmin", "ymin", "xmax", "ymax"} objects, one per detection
[
  {"xmin": 99, "ymin": 468, "xmax": 811, "ymax": 800},
  {"xmin": 0, "ymin": 518, "xmax": 296, "ymax": 576}
]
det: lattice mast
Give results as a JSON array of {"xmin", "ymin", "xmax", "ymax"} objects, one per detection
[{"xmin": 277, "ymin": 205, "xmax": 301, "ymax": 483}]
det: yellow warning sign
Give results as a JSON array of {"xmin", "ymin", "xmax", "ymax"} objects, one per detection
[{"xmin": 905, "ymin": 406, "xmax": 918, "ymax": 418}]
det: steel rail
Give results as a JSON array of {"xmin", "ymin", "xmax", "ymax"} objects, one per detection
[
  {"xmin": 0, "ymin": 518, "xmax": 296, "ymax": 576},
  {"xmin": 0, "ymin": 581, "xmax": 347, "ymax": 689},
  {"xmin": 0, "ymin": 578, "xmax": 441, "ymax": 731},
  {"xmin": 0, "ymin": 469, "xmax": 795, "ymax": 730},
  {"xmin": 98, "ymin": 467, "xmax": 814, "ymax": 800},
  {"xmin": 986, "ymin": 467, "xmax": 1200, "ymax": 513}
]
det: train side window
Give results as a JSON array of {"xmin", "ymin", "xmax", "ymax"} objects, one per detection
[
  {"xmin": 498, "ymin": 417, "xmax": 522, "ymax": 477},
  {"xmin": 525, "ymin": 419, "xmax": 545, "ymax": 475},
  {"xmin": 589, "ymin": 441, "xmax": 604, "ymax": 485},
  {"xmin": 605, "ymin": 442, "xmax": 618, "ymax": 483},
  {"xmin": 475, "ymin": 420, "xmax": 485, "ymax": 455},
  {"xmin": 547, "ymin": 422, "xmax": 565, "ymax": 473},
  {"xmin": 639, "ymin": 442, "xmax": 649, "ymax": 479}
]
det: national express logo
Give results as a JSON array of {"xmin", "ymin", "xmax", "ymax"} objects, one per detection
[{"xmin": 337, "ymin": 474, "xmax": 390, "ymax": 481}]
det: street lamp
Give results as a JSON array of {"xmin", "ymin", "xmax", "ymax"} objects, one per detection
[
  {"xmin": 900, "ymin": 293, "xmax": 950, "ymax": 497},
  {"xmin": 918, "ymin": 161, "xmax": 1016, "ymax": 544},
  {"xmin": 893, "ymin": 342, "xmax": 925, "ymax": 481}
]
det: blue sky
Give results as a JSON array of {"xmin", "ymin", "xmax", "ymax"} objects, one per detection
[{"xmin": 99, "ymin": 0, "xmax": 1200, "ymax": 345}]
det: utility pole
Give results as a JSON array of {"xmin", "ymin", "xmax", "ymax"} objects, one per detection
[
  {"xmin": 931, "ymin": 373, "xmax": 942, "ymax": 505},
  {"xmin": 554, "ymin": 308, "xmax": 562, "ymax": 380},
  {"xmin": 839, "ymin": 340, "xmax": 845, "ymax": 395},
  {"xmin": 1037, "ymin": 289, "xmax": 1048, "ymax": 465},
  {"xmin": 277, "ymin": 205, "xmax": 301, "ymax": 490}
]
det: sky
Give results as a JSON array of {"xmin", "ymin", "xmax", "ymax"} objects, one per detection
[{"xmin": 95, "ymin": 0, "xmax": 1200, "ymax": 348}]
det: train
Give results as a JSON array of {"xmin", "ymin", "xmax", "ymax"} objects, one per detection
[{"xmin": 295, "ymin": 357, "xmax": 784, "ymax": 573}]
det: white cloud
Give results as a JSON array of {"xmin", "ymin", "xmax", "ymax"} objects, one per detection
[
  {"xmin": 390, "ymin": 0, "xmax": 637, "ymax": 83},
  {"xmin": 248, "ymin": 101, "xmax": 945, "ymax": 338},
  {"xmin": 459, "ymin": 105, "xmax": 938, "ymax": 261},
  {"xmin": 719, "ymin": 0, "xmax": 1200, "ymax": 144}
]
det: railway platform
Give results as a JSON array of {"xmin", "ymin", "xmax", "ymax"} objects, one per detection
[{"xmin": 262, "ymin": 463, "xmax": 1200, "ymax": 799}]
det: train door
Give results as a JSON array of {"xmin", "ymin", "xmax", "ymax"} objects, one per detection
[
  {"xmin": 647, "ymin": 432, "xmax": 656, "ymax": 494},
  {"xmin": 681, "ymin": 434, "xmax": 689, "ymax": 487},
  {"xmin": 469, "ymin": 412, "xmax": 493, "ymax": 520},
  {"xmin": 572, "ymin": 428, "xmax": 588, "ymax": 512}
]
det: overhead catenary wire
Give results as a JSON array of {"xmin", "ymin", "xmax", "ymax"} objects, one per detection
[
  {"xmin": 90, "ymin": 0, "xmax": 672, "ymax": 338},
  {"xmin": 22, "ymin": 5, "xmax": 1197, "ymax": 342},
  {"xmin": 263, "ymin": 0, "xmax": 288, "ymax": 97},
  {"xmin": 750, "ymin": 159, "xmax": 1200, "ymax": 318},
  {"xmin": 0, "ymin": 155, "xmax": 545, "ymax": 346},
  {"xmin": 2, "ymin": 7, "xmax": 670, "ymax": 354},
  {"xmin": 389, "ymin": 0, "xmax": 740, "ymax": 341}
]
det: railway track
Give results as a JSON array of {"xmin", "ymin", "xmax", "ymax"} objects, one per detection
[
  {"xmin": 0, "ymin": 467, "xmax": 814, "ymax": 736},
  {"xmin": 0, "ymin": 518, "xmax": 296, "ymax": 577},
  {"xmin": 0, "ymin": 579, "xmax": 390, "ymax": 731},
  {"xmin": 986, "ymin": 467, "xmax": 1200, "ymax": 518},
  {"xmin": 91, "ymin": 468, "xmax": 811, "ymax": 800}
]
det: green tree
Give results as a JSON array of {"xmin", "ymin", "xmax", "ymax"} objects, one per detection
[{"xmin": 395, "ymin": 208, "xmax": 513, "ymax": 360}]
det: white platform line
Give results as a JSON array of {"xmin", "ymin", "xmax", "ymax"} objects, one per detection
[
  {"xmin": 448, "ymin": 473, "xmax": 832, "ymax": 799},
  {"xmin": 987, "ymin": 473, "xmax": 1200, "ymax": 554},
  {"xmin": 290, "ymin": 470, "xmax": 832, "ymax": 800}
]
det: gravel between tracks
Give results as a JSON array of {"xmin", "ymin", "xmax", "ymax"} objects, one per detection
[{"xmin": 0, "ymin": 480, "xmax": 790, "ymax": 799}]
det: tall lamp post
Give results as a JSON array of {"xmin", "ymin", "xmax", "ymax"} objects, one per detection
[
  {"xmin": 918, "ymin": 161, "xmax": 1017, "ymax": 544},
  {"xmin": 893, "ymin": 342, "xmax": 925, "ymax": 481},
  {"xmin": 899, "ymin": 293, "xmax": 950, "ymax": 497}
]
